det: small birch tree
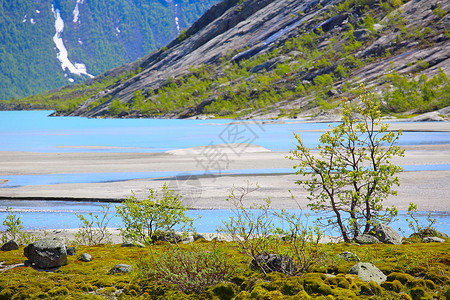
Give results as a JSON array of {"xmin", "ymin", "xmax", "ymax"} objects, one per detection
[{"xmin": 289, "ymin": 88, "xmax": 404, "ymax": 242}]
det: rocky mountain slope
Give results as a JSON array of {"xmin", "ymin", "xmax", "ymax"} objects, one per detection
[
  {"xmin": 4, "ymin": 0, "xmax": 450, "ymax": 119},
  {"xmin": 0, "ymin": 0, "xmax": 219, "ymax": 100}
]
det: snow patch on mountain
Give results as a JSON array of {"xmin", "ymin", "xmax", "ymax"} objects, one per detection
[
  {"xmin": 73, "ymin": 0, "xmax": 84, "ymax": 23},
  {"xmin": 52, "ymin": 4, "xmax": 94, "ymax": 79},
  {"xmin": 174, "ymin": 4, "xmax": 180, "ymax": 34}
]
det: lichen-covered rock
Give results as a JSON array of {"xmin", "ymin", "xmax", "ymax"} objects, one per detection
[
  {"xmin": 422, "ymin": 236, "xmax": 445, "ymax": 243},
  {"xmin": 250, "ymin": 253, "xmax": 295, "ymax": 275},
  {"xmin": 355, "ymin": 234, "xmax": 380, "ymax": 244},
  {"xmin": 337, "ymin": 252, "xmax": 360, "ymax": 262},
  {"xmin": 348, "ymin": 262, "xmax": 386, "ymax": 285},
  {"xmin": 1, "ymin": 240, "xmax": 19, "ymax": 251},
  {"xmin": 368, "ymin": 224, "xmax": 402, "ymax": 245},
  {"xmin": 121, "ymin": 241, "xmax": 144, "ymax": 248},
  {"xmin": 24, "ymin": 237, "xmax": 67, "ymax": 268},
  {"xmin": 81, "ymin": 253, "xmax": 92, "ymax": 262},
  {"xmin": 110, "ymin": 264, "xmax": 132, "ymax": 274}
]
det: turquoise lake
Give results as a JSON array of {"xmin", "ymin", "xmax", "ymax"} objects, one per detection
[{"xmin": 1, "ymin": 110, "xmax": 449, "ymax": 235}]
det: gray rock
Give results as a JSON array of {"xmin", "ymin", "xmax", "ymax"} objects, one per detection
[
  {"xmin": 66, "ymin": 247, "xmax": 76, "ymax": 256},
  {"xmin": 337, "ymin": 251, "xmax": 360, "ymax": 262},
  {"xmin": 348, "ymin": 262, "xmax": 387, "ymax": 284},
  {"xmin": 1, "ymin": 240, "xmax": 19, "ymax": 251},
  {"xmin": 368, "ymin": 224, "xmax": 402, "ymax": 245},
  {"xmin": 24, "ymin": 237, "xmax": 67, "ymax": 269},
  {"xmin": 423, "ymin": 236, "xmax": 445, "ymax": 243},
  {"xmin": 250, "ymin": 253, "xmax": 295, "ymax": 275},
  {"xmin": 81, "ymin": 253, "xmax": 92, "ymax": 262},
  {"xmin": 110, "ymin": 264, "xmax": 132, "ymax": 274},
  {"xmin": 121, "ymin": 241, "xmax": 144, "ymax": 248},
  {"xmin": 355, "ymin": 234, "xmax": 380, "ymax": 244}
]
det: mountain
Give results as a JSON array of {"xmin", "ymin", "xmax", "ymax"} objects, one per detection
[
  {"xmin": 0, "ymin": 0, "xmax": 219, "ymax": 100},
  {"xmin": 3, "ymin": 0, "xmax": 450, "ymax": 119}
]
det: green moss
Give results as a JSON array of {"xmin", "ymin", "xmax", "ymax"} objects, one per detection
[
  {"xmin": 409, "ymin": 287, "xmax": 431, "ymax": 300},
  {"xmin": 359, "ymin": 281, "xmax": 383, "ymax": 296},
  {"xmin": 303, "ymin": 277, "xmax": 333, "ymax": 296},
  {"xmin": 387, "ymin": 272, "xmax": 414, "ymax": 285},
  {"xmin": 0, "ymin": 288, "xmax": 13, "ymax": 300},
  {"xmin": 381, "ymin": 280, "xmax": 403, "ymax": 292},
  {"xmin": 48, "ymin": 287, "xmax": 69, "ymax": 297},
  {"xmin": 210, "ymin": 282, "xmax": 239, "ymax": 300}
]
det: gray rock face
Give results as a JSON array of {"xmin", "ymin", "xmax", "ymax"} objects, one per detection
[
  {"xmin": 1, "ymin": 240, "xmax": 19, "ymax": 251},
  {"xmin": 423, "ymin": 236, "xmax": 445, "ymax": 243},
  {"xmin": 66, "ymin": 247, "xmax": 76, "ymax": 256},
  {"xmin": 110, "ymin": 264, "xmax": 132, "ymax": 274},
  {"xmin": 24, "ymin": 237, "xmax": 67, "ymax": 269},
  {"xmin": 348, "ymin": 262, "xmax": 387, "ymax": 285},
  {"xmin": 368, "ymin": 224, "xmax": 402, "ymax": 245},
  {"xmin": 81, "ymin": 253, "xmax": 92, "ymax": 262},
  {"xmin": 355, "ymin": 234, "xmax": 380, "ymax": 245},
  {"xmin": 250, "ymin": 253, "xmax": 295, "ymax": 275}
]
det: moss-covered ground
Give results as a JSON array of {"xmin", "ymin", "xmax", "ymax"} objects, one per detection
[{"xmin": 0, "ymin": 239, "xmax": 449, "ymax": 299}]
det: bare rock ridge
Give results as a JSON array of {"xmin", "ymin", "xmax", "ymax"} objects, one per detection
[{"xmin": 68, "ymin": 0, "xmax": 450, "ymax": 118}]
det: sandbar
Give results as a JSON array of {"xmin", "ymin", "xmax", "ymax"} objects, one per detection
[{"xmin": 1, "ymin": 141, "xmax": 449, "ymax": 211}]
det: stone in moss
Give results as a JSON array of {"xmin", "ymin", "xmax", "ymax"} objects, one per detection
[
  {"xmin": 381, "ymin": 280, "xmax": 403, "ymax": 292},
  {"xmin": 387, "ymin": 272, "xmax": 414, "ymax": 285},
  {"xmin": 211, "ymin": 282, "xmax": 239, "ymax": 300}
]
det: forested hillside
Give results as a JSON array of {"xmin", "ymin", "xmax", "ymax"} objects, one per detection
[
  {"xmin": 0, "ymin": 0, "xmax": 219, "ymax": 100},
  {"xmin": 2, "ymin": 0, "xmax": 449, "ymax": 120}
]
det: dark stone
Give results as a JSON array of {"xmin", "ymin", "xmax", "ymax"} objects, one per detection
[
  {"xmin": 1, "ymin": 240, "xmax": 19, "ymax": 251},
  {"xmin": 110, "ymin": 264, "xmax": 132, "ymax": 274},
  {"xmin": 24, "ymin": 237, "xmax": 67, "ymax": 269},
  {"xmin": 368, "ymin": 224, "xmax": 402, "ymax": 245},
  {"xmin": 250, "ymin": 253, "xmax": 295, "ymax": 275},
  {"xmin": 348, "ymin": 262, "xmax": 386, "ymax": 284},
  {"xmin": 66, "ymin": 247, "xmax": 76, "ymax": 256}
]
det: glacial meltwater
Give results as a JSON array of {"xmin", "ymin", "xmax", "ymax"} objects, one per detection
[{"xmin": 1, "ymin": 111, "xmax": 449, "ymax": 235}]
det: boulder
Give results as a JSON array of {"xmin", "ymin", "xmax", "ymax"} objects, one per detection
[
  {"xmin": 1, "ymin": 240, "xmax": 19, "ymax": 251},
  {"xmin": 355, "ymin": 234, "xmax": 380, "ymax": 245},
  {"xmin": 121, "ymin": 241, "xmax": 144, "ymax": 248},
  {"xmin": 81, "ymin": 253, "xmax": 92, "ymax": 262},
  {"xmin": 66, "ymin": 247, "xmax": 76, "ymax": 256},
  {"xmin": 250, "ymin": 253, "xmax": 295, "ymax": 275},
  {"xmin": 368, "ymin": 224, "xmax": 402, "ymax": 245},
  {"xmin": 110, "ymin": 264, "xmax": 132, "ymax": 274},
  {"xmin": 348, "ymin": 262, "xmax": 387, "ymax": 285},
  {"xmin": 24, "ymin": 237, "xmax": 67, "ymax": 269},
  {"xmin": 423, "ymin": 237, "xmax": 445, "ymax": 243}
]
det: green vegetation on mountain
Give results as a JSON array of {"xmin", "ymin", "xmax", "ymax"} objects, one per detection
[
  {"xmin": 2, "ymin": 0, "xmax": 449, "ymax": 118},
  {"xmin": 0, "ymin": 0, "xmax": 219, "ymax": 100}
]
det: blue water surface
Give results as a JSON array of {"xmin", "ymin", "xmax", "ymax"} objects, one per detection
[
  {"xmin": 1, "ymin": 111, "xmax": 450, "ymax": 152},
  {"xmin": 0, "ymin": 200, "xmax": 448, "ymax": 237}
]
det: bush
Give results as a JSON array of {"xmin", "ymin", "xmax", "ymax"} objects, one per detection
[
  {"xmin": 1, "ymin": 207, "xmax": 33, "ymax": 245},
  {"xmin": 137, "ymin": 246, "xmax": 235, "ymax": 293},
  {"xmin": 116, "ymin": 183, "xmax": 194, "ymax": 244},
  {"xmin": 75, "ymin": 203, "xmax": 113, "ymax": 245}
]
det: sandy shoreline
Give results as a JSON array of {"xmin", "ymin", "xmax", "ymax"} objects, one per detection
[{"xmin": 1, "ymin": 140, "xmax": 449, "ymax": 211}]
